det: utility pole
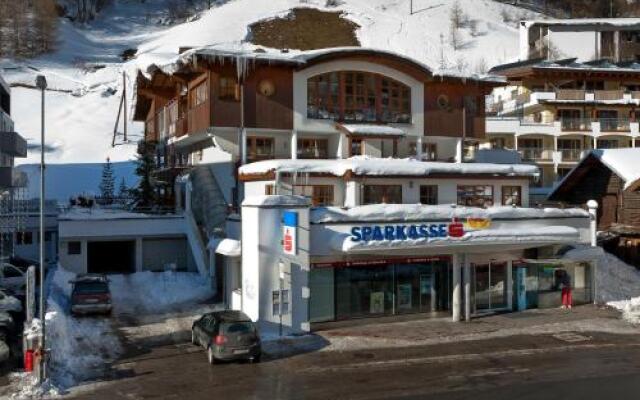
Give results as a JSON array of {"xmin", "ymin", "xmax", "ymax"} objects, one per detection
[
  {"xmin": 35, "ymin": 74, "xmax": 47, "ymax": 384},
  {"xmin": 410, "ymin": 0, "xmax": 413, "ymax": 15},
  {"xmin": 123, "ymin": 72, "xmax": 127, "ymax": 142}
]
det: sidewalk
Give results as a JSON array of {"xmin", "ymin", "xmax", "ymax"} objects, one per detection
[{"xmin": 311, "ymin": 305, "xmax": 640, "ymax": 352}]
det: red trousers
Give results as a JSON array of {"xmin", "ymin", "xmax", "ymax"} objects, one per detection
[{"xmin": 562, "ymin": 287, "xmax": 572, "ymax": 307}]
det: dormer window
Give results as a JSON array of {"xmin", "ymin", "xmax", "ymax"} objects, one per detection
[{"xmin": 218, "ymin": 76, "xmax": 240, "ymax": 101}]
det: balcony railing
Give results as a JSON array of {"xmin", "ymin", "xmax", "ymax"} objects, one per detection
[
  {"xmin": 188, "ymin": 101, "xmax": 210, "ymax": 134},
  {"xmin": 598, "ymin": 117, "xmax": 631, "ymax": 132},
  {"xmin": 559, "ymin": 148, "xmax": 583, "ymax": 162},
  {"xmin": 520, "ymin": 148, "xmax": 552, "ymax": 161},
  {"xmin": 594, "ymin": 90, "xmax": 624, "ymax": 101},
  {"xmin": 557, "ymin": 89, "xmax": 585, "ymax": 101},
  {"xmin": 561, "ymin": 117, "xmax": 592, "ymax": 131}
]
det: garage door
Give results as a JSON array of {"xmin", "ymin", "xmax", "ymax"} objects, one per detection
[
  {"xmin": 142, "ymin": 238, "xmax": 189, "ymax": 272},
  {"xmin": 87, "ymin": 241, "xmax": 136, "ymax": 274}
]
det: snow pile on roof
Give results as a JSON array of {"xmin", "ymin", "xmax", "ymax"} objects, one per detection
[
  {"xmin": 208, "ymin": 238, "xmax": 241, "ymax": 257},
  {"xmin": 240, "ymin": 158, "xmax": 540, "ymax": 177},
  {"xmin": 333, "ymin": 226, "xmax": 580, "ymax": 252},
  {"xmin": 312, "ymin": 204, "xmax": 589, "ymax": 223},
  {"xmin": 242, "ymin": 195, "xmax": 310, "ymax": 207},
  {"xmin": 523, "ymin": 18, "xmax": 640, "ymax": 28},
  {"xmin": 59, "ymin": 207, "xmax": 180, "ymax": 221},
  {"xmin": 591, "ymin": 148, "xmax": 640, "ymax": 190},
  {"xmin": 338, "ymin": 123, "xmax": 406, "ymax": 136}
]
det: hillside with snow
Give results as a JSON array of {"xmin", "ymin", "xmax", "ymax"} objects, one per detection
[{"xmin": 1, "ymin": 0, "xmax": 539, "ymax": 169}]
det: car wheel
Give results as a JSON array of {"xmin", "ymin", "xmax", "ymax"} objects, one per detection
[{"xmin": 207, "ymin": 347, "xmax": 216, "ymax": 365}]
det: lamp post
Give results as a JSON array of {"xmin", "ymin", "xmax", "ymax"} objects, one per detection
[{"xmin": 35, "ymin": 74, "xmax": 47, "ymax": 383}]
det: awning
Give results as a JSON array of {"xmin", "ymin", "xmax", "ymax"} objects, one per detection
[
  {"xmin": 331, "ymin": 226, "xmax": 581, "ymax": 253},
  {"xmin": 336, "ymin": 123, "xmax": 406, "ymax": 137},
  {"xmin": 207, "ymin": 238, "xmax": 241, "ymax": 257}
]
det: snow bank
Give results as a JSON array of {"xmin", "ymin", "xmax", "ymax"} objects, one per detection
[
  {"xmin": 312, "ymin": 204, "xmax": 589, "ymax": 224},
  {"xmin": 45, "ymin": 267, "xmax": 122, "ymax": 390},
  {"xmin": 562, "ymin": 245, "xmax": 640, "ymax": 324},
  {"xmin": 109, "ymin": 271, "xmax": 214, "ymax": 316},
  {"xmin": 239, "ymin": 157, "xmax": 540, "ymax": 178}
]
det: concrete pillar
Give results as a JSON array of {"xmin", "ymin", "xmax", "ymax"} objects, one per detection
[
  {"xmin": 593, "ymin": 136, "xmax": 598, "ymax": 150},
  {"xmin": 291, "ymin": 130, "xmax": 298, "ymax": 160},
  {"xmin": 416, "ymin": 136, "xmax": 423, "ymax": 160},
  {"xmin": 452, "ymin": 253, "xmax": 461, "ymax": 322},
  {"xmin": 455, "ymin": 138, "xmax": 463, "ymax": 164},
  {"xmin": 463, "ymin": 256, "xmax": 471, "ymax": 322},
  {"xmin": 135, "ymin": 238, "xmax": 143, "ymax": 272},
  {"xmin": 633, "ymin": 136, "xmax": 637, "ymax": 148},
  {"xmin": 514, "ymin": 135, "xmax": 519, "ymax": 151},
  {"xmin": 588, "ymin": 200, "xmax": 598, "ymax": 247},
  {"xmin": 240, "ymin": 128, "xmax": 247, "ymax": 165},
  {"xmin": 507, "ymin": 260, "xmax": 513, "ymax": 311}
]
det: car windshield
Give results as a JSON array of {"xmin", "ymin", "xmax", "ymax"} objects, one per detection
[
  {"xmin": 74, "ymin": 282, "xmax": 108, "ymax": 294},
  {"xmin": 221, "ymin": 321, "xmax": 255, "ymax": 335}
]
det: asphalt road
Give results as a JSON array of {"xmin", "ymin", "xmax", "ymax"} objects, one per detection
[{"xmin": 66, "ymin": 331, "xmax": 640, "ymax": 400}]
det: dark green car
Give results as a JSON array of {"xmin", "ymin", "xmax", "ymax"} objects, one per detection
[{"xmin": 191, "ymin": 310, "xmax": 261, "ymax": 364}]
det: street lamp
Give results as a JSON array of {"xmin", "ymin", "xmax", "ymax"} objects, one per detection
[{"xmin": 35, "ymin": 74, "xmax": 47, "ymax": 383}]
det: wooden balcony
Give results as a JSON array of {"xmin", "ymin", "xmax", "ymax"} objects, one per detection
[
  {"xmin": 425, "ymin": 110, "xmax": 485, "ymax": 139},
  {"xmin": 175, "ymin": 116, "xmax": 188, "ymax": 138},
  {"xmin": 188, "ymin": 101, "xmax": 211, "ymax": 134},
  {"xmin": 556, "ymin": 89, "xmax": 585, "ymax": 101},
  {"xmin": 594, "ymin": 90, "xmax": 624, "ymax": 101}
]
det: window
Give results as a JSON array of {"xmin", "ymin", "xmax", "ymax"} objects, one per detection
[
  {"xmin": 350, "ymin": 138, "xmax": 363, "ymax": 157},
  {"xmin": 502, "ymin": 186, "xmax": 522, "ymax": 206},
  {"xmin": 457, "ymin": 185, "xmax": 493, "ymax": 208},
  {"xmin": 306, "ymin": 71, "xmax": 411, "ymax": 123},
  {"xmin": 363, "ymin": 185, "xmax": 402, "ymax": 204},
  {"xmin": 16, "ymin": 232, "xmax": 33, "ymax": 245},
  {"xmin": 265, "ymin": 184, "xmax": 275, "ymax": 195},
  {"xmin": 247, "ymin": 137, "xmax": 274, "ymax": 162},
  {"xmin": 68, "ymin": 241, "xmax": 81, "ymax": 255},
  {"xmin": 293, "ymin": 185, "xmax": 334, "ymax": 206},
  {"xmin": 218, "ymin": 76, "xmax": 239, "ymax": 101},
  {"xmin": 297, "ymin": 138, "xmax": 328, "ymax": 159},
  {"xmin": 557, "ymin": 167, "xmax": 572, "ymax": 180},
  {"xmin": 410, "ymin": 142, "xmax": 437, "ymax": 160},
  {"xmin": 598, "ymin": 139, "xmax": 619, "ymax": 149},
  {"xmin": 190, "ymin": 81, "xmax": 208, "ymax": 106},
  {"xmin": 420, "ymin": 185, "xmax": 438, "ymax": 205}
]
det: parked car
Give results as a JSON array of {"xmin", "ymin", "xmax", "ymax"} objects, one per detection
[
  {"xmin": 0, "ymin": 263, "xmax": 26, "ymax": 296},
  {"xmin": 0, "ymin": 289, "xmax": 22, "ymax": 314},
  {"xmin": 70, "ymin": 274, "xmax": 112, "ymax": 316},
  {"xmin": 191, "ymin": 311, "xmax": 261, "ymax": 364}
]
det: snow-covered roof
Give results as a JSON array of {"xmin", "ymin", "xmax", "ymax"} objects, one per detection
[
  {"xmin": 332, "ymin": 225, "xmax": 581, "ymax": 253},
  {"xmin": 592, "ymin": 148, "xmax": 640, "ymax": 190},
  {"xmin": 208, "ymin": 238, "xmax": 241, "ymax": 257},
  {"xmin": 239, "ymin": 158, "xmax": 540, "ymax": 178},
  {"xmin": 337, "ymin": 124, "xmax": 405, "ymax": 137},
  {"xmin": 242, "ymin": 195, "xmax": 310, "ymax": 207},
  {"xmin": 59, "ymin": 207, "xmax": 181, "ymax": 221},
  {"xmin": 311, "ymin": 204, "xmax": 588, "ymax": 224},
  {"xmin": 523, "ymin": 18, "xmax": 640, "ymax": 29}
]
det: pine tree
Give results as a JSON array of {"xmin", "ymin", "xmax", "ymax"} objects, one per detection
[
  {"xmin": 132, "ymin": 140, "xmax": 157, "ymax": 209},
  {"xmin": 99, "ymin": 157, "xmax": 115, "ymax": 204},
  {"xmin": 118, "ymin": 177, "xmax": 128, "ymax": 199}
]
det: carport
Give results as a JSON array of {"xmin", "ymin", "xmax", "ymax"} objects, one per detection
[{"xmin": 87, "ymin": 240, "xmax": 136, "ymax": 274}]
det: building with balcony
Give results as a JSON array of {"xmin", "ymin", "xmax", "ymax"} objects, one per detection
[
  {"xmin": 485, "ymin": 58, "xmax": 640, "ymax": 200},
  {"xmin": 132, "ymin": 47, "xmax": 599, "ymax": 330},
  {"xmin": 0, "ymin": 73, "xmax": 29, "ymax": 261},
  {"xmin": 521, "ymin": 18, "xmax": 640, "ymax": 62}
]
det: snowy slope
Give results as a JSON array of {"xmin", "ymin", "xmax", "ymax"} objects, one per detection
[{"xmin": 2, "ymin": 0, "xmax": 538, "ymax": 168}]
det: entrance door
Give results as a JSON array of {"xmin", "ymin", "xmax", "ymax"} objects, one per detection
[{"xmin": 472, "ymin": 262, "xmax": 509, "ymax": 314}]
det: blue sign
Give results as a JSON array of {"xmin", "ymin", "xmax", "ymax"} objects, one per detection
[
  {"xmin": 350, "ymin": 223, "xmax": 458, "ymax": 242},
  {"xmin": 282, "ymin": 211, "xmax": 298, "ymax": 255},
  {"xmin": 283, "ymin": 211, "xmax": 298, "ymax": 227}
]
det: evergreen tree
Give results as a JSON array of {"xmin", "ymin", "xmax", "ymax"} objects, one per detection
[
  {"xmin": 99, "ymin": 157, "xmax": 115, "ymax": 204},
  {"xmin": 132, "ymin": 140, "xmax": 157, "ymax": 209},
  {"xmin": 118, "ymin": 177, "xmax": 128, "ymax": 199}
]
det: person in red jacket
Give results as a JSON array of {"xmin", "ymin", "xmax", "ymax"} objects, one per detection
[{"xmin": 559, "ymin": 270, "xmax": 572, "ymax": 309}]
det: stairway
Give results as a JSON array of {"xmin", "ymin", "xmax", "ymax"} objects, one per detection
[{"xmin": 184, "ymin": 165, "xmax": 230, "ymax": 278}]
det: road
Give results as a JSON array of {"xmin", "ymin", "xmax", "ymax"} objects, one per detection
[{"xmin": 65, "ymin": 330, "xmax": 640, "ymax": 400}]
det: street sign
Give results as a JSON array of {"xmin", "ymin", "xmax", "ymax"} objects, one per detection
[{"xmin": 282, "ymin": 211, "xmax": 298, "ymax": 256}]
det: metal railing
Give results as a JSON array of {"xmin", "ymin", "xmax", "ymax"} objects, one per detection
[
  {"xmin": 520, "ymin": 147, "xmax": 550, "ymax": 161},
  {"xmin": 561, "ymin": 117, "xmax": 592, "ymax": 131},
  {"xmin": 598, "ymin": 117, "xmax": 631, "ymax": 132},
  {"xmin": 559, "ymin": 148, "xmax": 583, "ymax": 162}
]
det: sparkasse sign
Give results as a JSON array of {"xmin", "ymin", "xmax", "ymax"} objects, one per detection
[{"xmin": 350, "ymin": 220, "xmax": 466, "ymax": 242}]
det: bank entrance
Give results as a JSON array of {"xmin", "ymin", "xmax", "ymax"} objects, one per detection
[{"xmin": 309, "ymin": 257, "xmax": 452, "ymax": 323}]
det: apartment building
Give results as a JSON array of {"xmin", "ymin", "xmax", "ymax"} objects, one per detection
[
  {"xmin": 133, "ymin": 46, "xmax": 596, "ymax": 331},
  {"xmin": 521, "ymin": 18, "xmax": 640, "ymax": 62},
  {"xmin": 485, "ymin": 57, "xmax": 640, "ymax": 199}
]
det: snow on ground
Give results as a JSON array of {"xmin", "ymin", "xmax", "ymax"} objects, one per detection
[{"xmin": 563, "ymin": 245, "xmax": 640, "ymax": 324}]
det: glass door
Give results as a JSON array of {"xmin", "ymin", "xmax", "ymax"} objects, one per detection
[{"xmin": 472, "ymin": 262, "xmax": 509, "ymax": 314}]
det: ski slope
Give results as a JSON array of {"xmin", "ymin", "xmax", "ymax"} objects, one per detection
[{"xmin": 1, "ymin": 0, "xmax": 538, "ymax": 167}]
